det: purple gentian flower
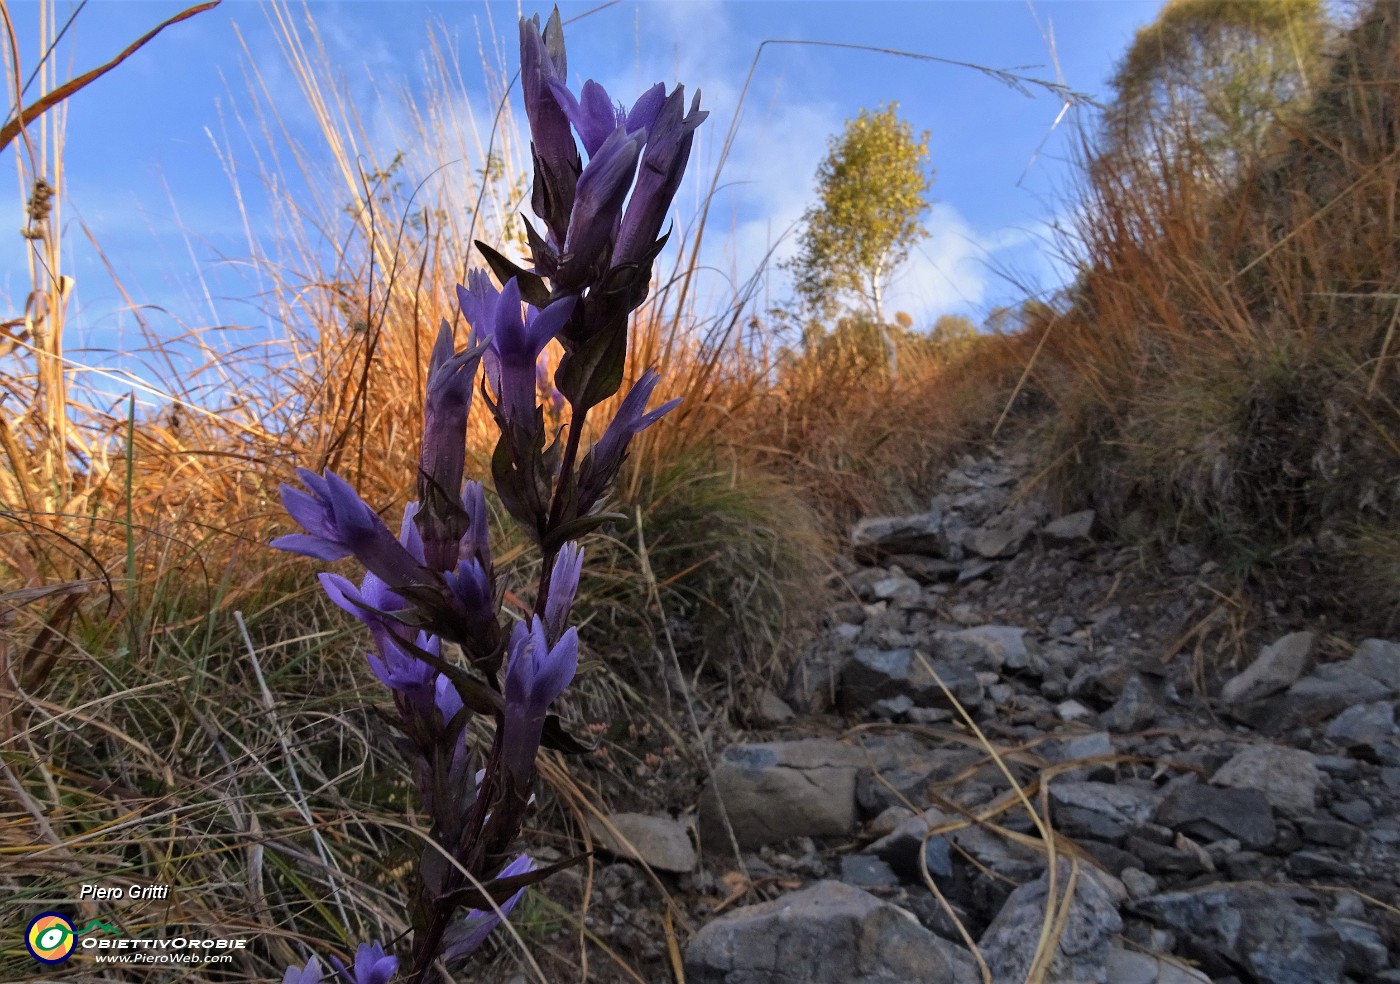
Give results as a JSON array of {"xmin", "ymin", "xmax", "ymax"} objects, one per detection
[
  {"xmin": 457, "ymin": 274, "xmax": 576, "ymax": 430},
  {"xmin": 319, "ymin": 571, "xmax": 434, "ymax": 693},
  {"xmin": 502, "ymin": 616, "xmax": 578, "ymax": 784},
  {"xmin": 283, "ymin": 956, "xmax": 322, "ymax": 984},
  {"xmin": 557, "ymin": 126, "xmax": 646, "ymax": 291},
  {"xmin": 615, "ymin": 85, "xmax": 707, "ymax": 269},
  {"xmin": 576, "ymin": 369, "xmax": 680, "ymax": 513},
  {"xmin": 520, "ymin": 10, "xmax": 581, "ymax": 248},
  {"xmin": 329, "ymin": 941, "xmax": 397, "ymax": 984},
  {"xmin": 444, "ymin": 555, "xmax": 495, "ymax": 652},
  {"xmin": 418, "ymin": 320, "xmax": 486, "ymax": 571},
  {"xmin": 440, "ymin": 853, "xmax": 535, "ymax": 963},
  {"xmin": 549, "ymin": 78, "xmax": 666, "ymax": 158},
  {"xmin": 544, "ymin": 542, "xmax": 583, "ymax": 646},
  {"xmin": 273, "ymin": 469, "xmax": 427, "ymax": 591}
]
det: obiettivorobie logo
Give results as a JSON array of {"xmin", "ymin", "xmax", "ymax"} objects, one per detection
[
  {"xmin": 25, "ymin": 912, "xmax": 90, "ymax": 964},
  {"xmin": 24, "ymin": 911, "xmax": 246, "ymax": 966}
]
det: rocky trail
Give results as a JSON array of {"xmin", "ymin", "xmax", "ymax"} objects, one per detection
[{"xmin": 556, "ymin": 446, "xmax": 1400, "ymax": 984}]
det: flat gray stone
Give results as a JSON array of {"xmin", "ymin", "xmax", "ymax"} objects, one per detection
[
  {"xmin": 1285, "ymin": 664, "xmax": 1392, "ymax": 720},
  {"xmin": 839, "ymin": 854, "xmax": 901, "ymax": 889},
  {"xmin": 939, "ymin": 625, "xmax": 1031, "ymax": 670},
  {"xmin": 852, "ymin": 514, "xmax": 950, "ymax": 562},
  {"xmin": 839, "ymin": 647, "xmax": 983, "ymax": 716},
  {"xmin": 1042, "ymin": 509, "xmax": 1096, "ymax": 542},
  {"xmin": 968, "ymin": 520, "xmax": 1035, "ymax": 559},
  {"xmin": 700, "ymin": 740, "xmax": 862, "ymax": 848},
  {"xmin": 1211, "ymin": 745, "xmax": 1320, "ymax": 815},
  {"xmin": 1325, "ymin": 701, "xmax": 1398, "ymax": 760},
  {"xmin": 1132, "ymin": 884, "xmax": 1344, "ymax": 984},
  {"xmin": 684, "ymin": 880, "xmax": 979, "ymax": 984},
  {"xmin": 1049, "ymin": 781, "xmax": 1159, "ymax": 843},
  {"xmin": 586, "ymin": 813, "xmax": 697, "ymax": 873},
  {"xmin": 1348, "ymin": 638, "xmax": 1400, "ymax": 693},
  {"xmin": 1154, "ymin": 782, "xmax": 1275, "ymax": 850},
  {"xmin": 1221, "ymin": 631, "xmax": 1315, "ymax": 704},
  {"xmin": 755, "ymin": 688, "xmax": 796, "ymax": 724}
]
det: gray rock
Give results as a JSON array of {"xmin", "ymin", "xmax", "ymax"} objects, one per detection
[
  {"xmin": 1331, "ymin": 797, "xmax": 1375, "ymax": 825},
  {"xmin": 1037, "ymin": 730, "xmax": 1114, "ymax": 781},
  {"xmin": 1299, "ymin": 817, "xmax": 1362, "ymax": 847},
  {"xmin": 1049, "ymin": 781, "xmax": 1159, "ymax": 843},
  {"xmin": 1210, "ymin": 744, "xmax": 1320, "ymax": 815},
  {"xmin": 1328, "ymin": 916, "xmax": 1391, "ymax": 977},
  {"xmin": 1348, "ymin": 638, "xmax": 1400, "ymax": 692},
  {"xmin": 586, "ymin": 812, "xmax": 697, "ymax": 873},
  {"xmin": 1284, "ymin": 663, "xmax": 1391, "ymax": 720},
  {"xmin": 1042, "ymin": 509, "xmax": 1096, "ymax": 543},
  {"xmin": 755, "ymin": 688, "xmax": 795, "ymax": 724},
  {"xmin": 1221, "ymin": 631, "xmax": 1315, "ymax": 704},
  {"xmin": 868, "ymin": 695, "xmax": 915, "ymax": 720},
  {"xmin": 1103, "ymin": 947, "xmax": 1212, "ymax": 983},
  {"xmin": 1101, "ymin": 674, "xmax": 1158, "ymax": 732},
  {"xmin": 886, "ymin": 553, "xmax": 962, "ymax": 584},
  {"xmin": 871, "ymin": 569, "xmax": 922, "ymax": 606},
  {"xmin": 979, "ymin": 862, "xmax": 1124, "ymax": 984},
  {"xmin": 939, "ymin": 625, "xmax": 1031, "ymax": 670},
  {"xmin": 700, "ymin": 740, "xmax": 862, "ymax": 848},
  {"xmin": 840, "ymin": 647, "xmax": 983, "ymax": 716},
  {"xmin": 684, "ymin": 880, "xmax": 979, "ymax": 984},
  {"xmin": 1133, "ymin": 884, "xmax": 1344, "ymax": 984},
  {"xmin": 955, "ymin": 559, "xmax": 997, "ymax": 583},
  {"xmin": 1154, "ymin": 782, "xmax": 1275, "ymax": 850},
  {"xmin": 1325, "ymin": 700, "xmax": 1397, "ymax": 758},
  {"xmin": 968, "ymin": 520, "xmax": 1036, "ymax": 560},
  {"xmin": 867, "ymin": 807, "xmax": 955, "ymax": 882},
  {"xmin": 839, "ymin": 854, "xmax": 902, "ymax": 889},
  {"xmin": 852, "ymin": 514, "xmax": 950, "ymax": 562},
  {"xmin": 1057, "ymin": 699, "xmax": 1094, "ymax": 722},
  {"xmin": 855, "ymin": 762, "xmax": 937, "ymax": 816},
  {"xmin": 1119, "ymin": 867, "xmax": 1158, "ymax": 901},
  {"xmin": 1286, "ymin": 850, "xmax": 1352, "ymax": 878}
]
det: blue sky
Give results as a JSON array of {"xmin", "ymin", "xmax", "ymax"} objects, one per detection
[{"xmin": 1, "ymin": 0, "xmax": 1166, "ymax": 410}]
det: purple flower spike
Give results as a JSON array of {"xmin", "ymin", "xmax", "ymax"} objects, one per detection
[
  {"xmin": 615, "ymin": 86, "xmax": 708, "ymax": 269},
  {"xmin": 520, "ymin": 10, "xmax": 581, "ymax": 248},
  {"xmin": 503, "ymin": 616, "xmax": 578, "ymax": 784},
  {"xmin": 577, "ymin": 369, "xmax": 680, "ymax": 513},
  {"xmin": 441, "ymin": 853, "xmax": 535, "ymax": 963},
  {"xmin": 273, "ymin": 470, "xmax": 429, "ymax": 591},
  {"xmin": 329, "ymin": 941, "xmax": 397, "ymax": 984},
  {"xmin": 458, "ymin": 275, "xmax": 576, "ymax": 430},
  {"xmin": 558, "ymin": 126, "xmax": 645, "ymax": 291},
  {"xmin": 283, "ymin": 956, "xmax": 322, "ymax": 984},
  {"xmin": 544, "ymin": 542, "xmax": 583, "ymax": 645},
  {"xmin": 418, "ymin": 320, "xmax": 486, "ymax": 571}
]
